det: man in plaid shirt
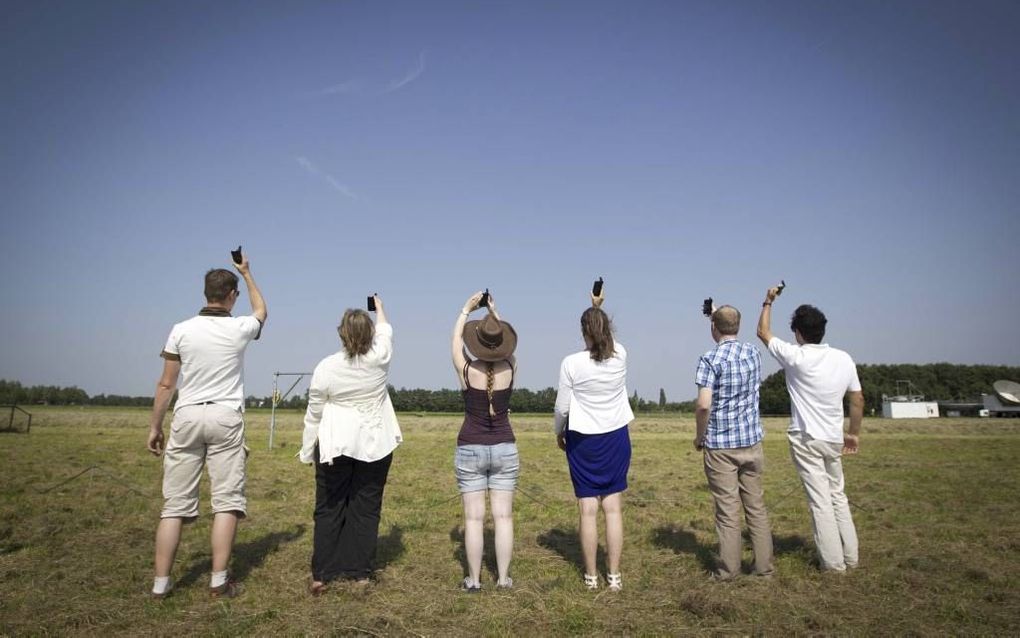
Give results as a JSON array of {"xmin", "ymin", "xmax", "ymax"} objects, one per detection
[{"xmin": 694, "ymin": 305, "xmax": 774, "ymax": 580}]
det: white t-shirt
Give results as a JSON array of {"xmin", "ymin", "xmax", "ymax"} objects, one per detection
[
  {"xmin": 767, "ymin": 337, "xmax": 861, "ymax": 443},
  {"xmin": 162, "ymin": 312, "xmax": 262, "ymax": 412},
  {"xmin": 300, "ymin": 323, "xmax": 402, "ymax": 464},
  {"xmin": 554, "ymin": 342, "xmax": 635, "ymax": 435}
]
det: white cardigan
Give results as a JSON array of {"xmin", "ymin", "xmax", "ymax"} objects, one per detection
[
  {"xmin": 299, "ymin": 323, "xmax": 402, "ymax": 464},
  {"xmin": 554, "ymin": 341, "xmax": 634, "ymax": 436}
]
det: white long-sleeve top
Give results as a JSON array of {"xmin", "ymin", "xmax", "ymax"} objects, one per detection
[
  {"xmin": 300, "ymin": 323, "xmax": 402, "ymax": 464},
  {"xmin": 554, "ymin": 341, "xmax": 634, "ymax": 435}
]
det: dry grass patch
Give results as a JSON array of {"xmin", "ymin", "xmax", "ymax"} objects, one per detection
[{"xmin": 1, "ymin": 408, "xmax": 1018, "ymax": 635}]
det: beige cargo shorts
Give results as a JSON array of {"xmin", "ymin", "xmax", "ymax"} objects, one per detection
[{"xmin": 161, "ymin": 403, "xmax": 248, "ymax": 520}]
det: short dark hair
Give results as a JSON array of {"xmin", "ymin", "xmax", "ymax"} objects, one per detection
[
  {"xmin": 790, "ymin": 304, "xmax": 827, "ymax": 344},
  {"xmin": 204, "ymin": 269, "xmax": 238, "ymax": 303}
]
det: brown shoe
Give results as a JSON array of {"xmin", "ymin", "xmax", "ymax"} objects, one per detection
[
  {"xmin": 209, "ymin": 580, "xmax": 243, "ymax": 599},
  {"xmin": 150, "ymin": 587, "xmax": 173, "ymax": 600}
]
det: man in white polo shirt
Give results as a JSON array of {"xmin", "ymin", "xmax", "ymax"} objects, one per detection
[
  {"xmin": 757, "ymin": 286, "xmax": 864, "ymax": 572},
  {"xmin": 146, "ymin": 252, "xmax": 267, "ymax": 598}
]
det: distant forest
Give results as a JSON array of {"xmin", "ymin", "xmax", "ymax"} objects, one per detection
[{"xmin": 3, "ymin": 364, "xmax": 1017, "ymax": 414}]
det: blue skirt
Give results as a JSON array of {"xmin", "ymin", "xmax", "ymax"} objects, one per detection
[{"xmin": 565, "ymin": 424, "xmax": 631, "ymax": 498}]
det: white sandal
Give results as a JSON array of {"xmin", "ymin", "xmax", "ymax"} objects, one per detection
[
  {"xmin": 607, "ymin": 573, "xmax": 622, "ymax": 592},
  {"xmin": 583, "ymin": 573, "xmax": 599, "ymax": 591}
]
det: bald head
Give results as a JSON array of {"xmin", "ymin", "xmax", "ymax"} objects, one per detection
[{"xmin": 712, "ymin": 305, "xmax": 741, "ymax": 336}]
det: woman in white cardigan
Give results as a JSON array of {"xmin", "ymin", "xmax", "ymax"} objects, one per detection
[
  {"xmin": 554, "ymin": 290, "xmax": 634, "ymax": 592},
  {"xmin": 299, "ymin": 295, "xmax": 402, "ymax": 595}
]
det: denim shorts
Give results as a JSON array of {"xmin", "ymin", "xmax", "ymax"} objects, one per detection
[{"xmin": 454, "ymin": 442, "xmax": 520, "ymax": 493}]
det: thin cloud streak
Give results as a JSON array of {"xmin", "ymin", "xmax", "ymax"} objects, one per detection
[
  {"xmin": 295, "ymin": 156, "xmax": 358, "ymax": 200},
  {"xmin": 306, "ymin": 50, "xmax": 427, "ymax": 98},
  {"xmin": 384, "ymin": 50, "xmax": 426, "ymax": 93}
]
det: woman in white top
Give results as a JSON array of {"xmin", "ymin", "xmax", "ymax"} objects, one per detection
[
  {"xmin": 554, "ymin": 291, "xmax": 634, "ymax": 592},
  {"xmin": 299, "ymin": 295, "xmax": 402, "ymax": 595}
]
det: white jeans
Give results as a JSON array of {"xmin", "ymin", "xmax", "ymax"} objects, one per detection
[{"xmin": 788, "ymin": 431, "xmax": 858, "ymax": 571}]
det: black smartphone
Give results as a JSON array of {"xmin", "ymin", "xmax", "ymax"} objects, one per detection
[
  {"xmin": 480, "ymin": 289, "xmax": 490, "ymax": 308},
  {"xmin": 702, "ymin": 298, "xmax": 713, "ymax": 317},
  {"xmin": 592, "ymin": 277, "xmax": 604, "ymax": 296},
  {"xmin": 777, "ymin": 279, "xmax": 786, "ymax": 295},
  {"xmin": 367, "ymin": 295, "xmax": 376, "ymax": 312},
  {"xmin": 230, "ymin": 245, "xmax": 242, "ymax": 265}
]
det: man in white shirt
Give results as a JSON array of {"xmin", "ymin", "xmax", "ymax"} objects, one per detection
[
  {"xmin": 757, "ymin": 286, "xmax": 864, "ymax": 572},
  {"xmin": 146, "ymin": 253, "xmax": 267, "ymax": 598}
]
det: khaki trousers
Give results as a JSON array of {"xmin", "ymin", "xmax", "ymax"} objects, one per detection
[
  {"xmin": 703, "ymin": 442, "xmax": 774, "ymax": 578},
  {"xmin": 788, "ymin": 431, "xmax": 858, "ymax": 571},
  {"xmin": 161, "ymin": 403, "xmax": 248, "ymax": 519}
]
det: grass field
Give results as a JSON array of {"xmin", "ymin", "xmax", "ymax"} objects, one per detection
[{"xmin": 1, "ymin": 407, "xmax": 1018, "ymax": 636}]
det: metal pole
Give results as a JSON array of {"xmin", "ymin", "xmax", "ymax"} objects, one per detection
[{"xmin": 269, "ymin": 373, "xmax": 279, "ymax": 450}]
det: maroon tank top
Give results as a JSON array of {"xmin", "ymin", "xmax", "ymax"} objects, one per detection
[{"xmin": 457, "ymin": 360, "xmax": 516, "ymax": 446}]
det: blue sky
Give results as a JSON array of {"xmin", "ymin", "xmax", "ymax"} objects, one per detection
[{"xmin": 2, "ymin": 0, "xmax": 1018, "ymax": 402}]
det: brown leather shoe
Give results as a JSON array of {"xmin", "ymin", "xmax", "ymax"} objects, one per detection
[
  {"xmin": 209, "ymin": 580, "xmax": 243, "ymax": 599},
  {"xmin": 150, "ymin": 587, "xmax": 173, "ymax": 600}
]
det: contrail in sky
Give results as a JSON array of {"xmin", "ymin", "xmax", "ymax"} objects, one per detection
[
  {"xmin": 306, "ymin": 50, "xmax": 427, "ymax": 98},
  {"xmin": 295, "ymin": 156, "xmax": 358, "ymax": 200},
  {"xmin": 383, "ymin": 51, "xmax": 426, "ymax": 93}
]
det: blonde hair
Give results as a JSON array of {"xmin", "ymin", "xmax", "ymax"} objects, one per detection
[
  {"xmin": 581, "ymin": 307, "xmax": 615, "ymax": 362},
  {"xmin": 338, "ymin": 309, "xmax": 374, "ymax": 359},
  {"xmin": 712, "ymin": 306, "xmax": 741, "ymax": 336}
]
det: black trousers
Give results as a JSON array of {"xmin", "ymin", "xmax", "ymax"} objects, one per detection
[{"xmin": 312, "ymin": 451, "xmax": 393, "ymax": 582}]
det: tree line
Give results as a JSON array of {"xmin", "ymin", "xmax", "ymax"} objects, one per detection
[
  {"xmin": 759, "ymin": 363, "xmax": 1020, "ymax": 415},
  {"xmin": 4, "ymin": 363, "xmax": 1017, "ymax": 413}
]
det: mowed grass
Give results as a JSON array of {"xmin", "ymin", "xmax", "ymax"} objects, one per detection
[{"xmin": 1, "ymin": 408, "xmax": 1018, "ymax": 636}]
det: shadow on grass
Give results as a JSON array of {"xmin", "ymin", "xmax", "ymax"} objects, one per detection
[
  {"xmin": 536, "ymin": 527, "xmax": 606, "ymax": 576},
  {"xmin": 178, "ymin": 523, "xmax": 306, "ymax": 587},
  {"xmin": 375, "ymin": 524, "xmax": 406, "ymax": 571},
  {"xmin": 449, "ymin": 525, "xmax": 498, "ymax": 581},
  {"xmin": 651, "ymin": 524, "xmax": 715, "ymax": 572}
]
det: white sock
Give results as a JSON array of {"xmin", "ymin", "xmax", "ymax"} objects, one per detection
[
  {"xmin": 210, "ymin": 570, "xmax": 228, "ymax": 588},
  {"xmin": 152, "ymin": 576, "xmax": 171, "ymax": 594}
]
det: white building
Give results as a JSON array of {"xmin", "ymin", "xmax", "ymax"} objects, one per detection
[{"xmin": 882, "ymin": 400, "xmax": 940, "ymax": 419}]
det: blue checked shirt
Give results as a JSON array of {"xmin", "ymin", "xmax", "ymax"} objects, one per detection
[{"xmin": 695, "ymin": 339, "xmax": 763, "ymax": 449}]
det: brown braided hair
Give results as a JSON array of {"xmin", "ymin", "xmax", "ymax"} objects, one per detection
[
  {"xmin": 485, "ymin": 361, "xmax": 496, "ymax": 417},
  {"xmin": 581, "ymin": 307, "xmax": 615, "ymax": 362}
]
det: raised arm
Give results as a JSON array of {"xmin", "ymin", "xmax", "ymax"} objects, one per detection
[
  {"xmin": 233, "ymin": 253, "xmax": 267, "ymax": 323},
  {"xmin": 372, "ymin": 294, "xmax": 389, "ymax": 326},
  {"xmin": 452, "ymin": 291, "xmax": 484, "ymax": 389},
  {"xmin": 756, "ymin": 286, "xmax": 781, "ymax": 346}
]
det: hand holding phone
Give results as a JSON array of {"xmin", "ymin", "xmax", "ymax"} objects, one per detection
[
  {"xmin": 702, "ymin": 298, "xmax": 714, "ymax": 317},
  {"xmin": 776, "ymin": 280, "xmax": 786, "ymax": 295},
  {"xmin": 230, "ymin": 245, "xmax": 243, "ymax": 265},
  {"xmin": 367, "ymin": 295, "xmax": 377, "ymax": 312},
  {"xmin": 480, "ymin": 289, "xmax": 490, "ymax": 308}
]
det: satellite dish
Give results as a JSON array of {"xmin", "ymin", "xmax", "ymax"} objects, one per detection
[{"xmin": 993, "ymin": 380, "xmax": 1020, "ymax": 406}]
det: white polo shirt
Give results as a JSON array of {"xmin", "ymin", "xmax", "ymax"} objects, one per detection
[
  {"xmin": 554, "ymin": 341, "xmax": 635, "ymax": 435},
  {"xmin": 767, "ymin": 337, "xmax": 861, "ymax": 443},
  {"xmin": 161, "ymin": 309, "xmax": 262, "ymax": 412}
]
